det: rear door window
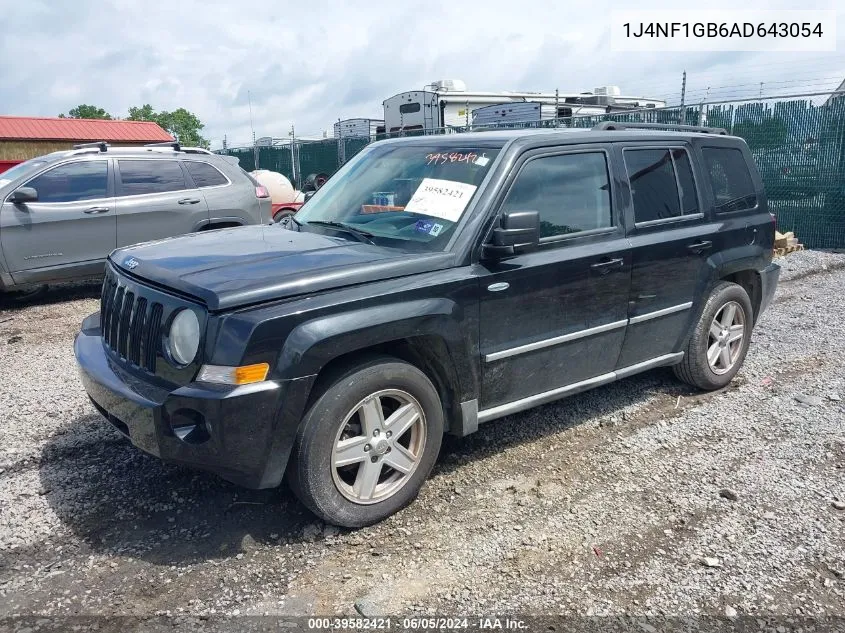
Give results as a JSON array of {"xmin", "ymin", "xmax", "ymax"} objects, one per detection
[
  {"xmin": 702, "ymin": 147, "xmax": 757, "ymax": 213},
  {"xmin": 624, "ymin": 148, "xmax": 699, "ymax": 224},
  {"xmin": 118, "ymin": 160, "xmax": 188, "ymax": 196},
  {"xmin": 25, "ymin": 161, "xmax": 108, "ymax": 203},
  {"xmin": 184, "ymin": 161, "xmax": 228, "ymax": 188}
]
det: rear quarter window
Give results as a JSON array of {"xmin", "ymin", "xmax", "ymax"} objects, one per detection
[
  {"xmin": 702, "ymin": 147, "xmax": 757, "ymax": 213},
  {"xmin": 184, "ymin": 161, "xmax": 228, "ymax": 188}
]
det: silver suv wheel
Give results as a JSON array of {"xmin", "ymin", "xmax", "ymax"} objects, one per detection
[
  {"xmin": 707, "ymin": 300, "xmax": 746, "ymax": 375},
  {"xmin": 331, "ymin": 389, "xmax": 427, "ymax": 505}
]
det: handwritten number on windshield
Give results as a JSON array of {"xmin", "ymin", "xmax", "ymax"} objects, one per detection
[{"xmin": 426, "ymin": 152, "xmax": 479, "ymax": 165}]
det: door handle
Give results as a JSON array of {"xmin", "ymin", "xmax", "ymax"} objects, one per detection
[
  {"xmin": 178, "ymin": 198, "xmax": 201, "ymax": 205},
  {"xmin": 687, "ymin": 240, "xmax": 713, "ymax": 253},
  {"xmin": 83, "ymin": 206, "xmax": 110, "ymax": 214},
  {"xmin": 590, "ymin": 257, "xmax": 624, "ymax": 274}
]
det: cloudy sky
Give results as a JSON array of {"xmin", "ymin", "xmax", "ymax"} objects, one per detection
[{"xmin": 0, "ymin": 0, "xmax": 842, "ymax": 148}]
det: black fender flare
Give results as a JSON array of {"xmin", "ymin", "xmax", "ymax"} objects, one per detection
[{"xmin": 276, "ymin": 298, "xmax": 477, "ymax": 406}]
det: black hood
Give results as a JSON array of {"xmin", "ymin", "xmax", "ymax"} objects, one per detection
[{"xmin": 110, "ymin": 225, "xmax": 453, "ymax": 311}]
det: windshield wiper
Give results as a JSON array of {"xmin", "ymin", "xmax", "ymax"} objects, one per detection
[{"xmin": 304, "ymin": 220, "xmax": 375, "ymax": 243}]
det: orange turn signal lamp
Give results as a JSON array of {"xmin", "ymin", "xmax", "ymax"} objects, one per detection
[{"xmin": 197, "ymin": 362, "xmax": 270, "ymax": 386}]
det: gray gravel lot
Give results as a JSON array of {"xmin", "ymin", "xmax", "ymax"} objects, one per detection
[{"xmin": 0, "ymin": 251, "xmax": 843, "ymax": 622}]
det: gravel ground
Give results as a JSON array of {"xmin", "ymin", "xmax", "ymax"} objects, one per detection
[{"xmin": 0, "ymin": 251, "xmax": 843, "ymax": 624}]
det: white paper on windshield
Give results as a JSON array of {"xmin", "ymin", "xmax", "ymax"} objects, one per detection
[{"xmin": 404, "ymin": 178, "xmax": 477, "ymax": 222}]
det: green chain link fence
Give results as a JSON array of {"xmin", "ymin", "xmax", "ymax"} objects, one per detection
[
  {"xmin": 221, "ymin": 137, "xmax": 370, "ymax": 189},
  {"xmin": 220, "ymin": 93, "xmax": 845, "ymax": 249}
]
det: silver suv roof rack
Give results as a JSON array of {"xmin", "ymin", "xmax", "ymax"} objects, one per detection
[
  {"xmin": 592, "ymin": 121, "xmax": 728, "ymax": 135},
  {"xmin": 73, "ymin": 141, "xmax": 109, "ymax": 151},
  {"xmin": 144, "ymin": 141, "xmax": 181, "ymax": 150},
  {"xmin": 140, "ymin": 142, "xmax": 211, "ymax": 155}
]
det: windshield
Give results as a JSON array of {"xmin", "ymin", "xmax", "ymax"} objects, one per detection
[
  {"xmin": 0, "ymin": 159, "xmax": 47, "ymax": 189},
  {"xmin": 293, "ymin": 143, "xmax": 501, "ymax": 251}
]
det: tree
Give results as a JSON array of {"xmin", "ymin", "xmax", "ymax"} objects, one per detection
[
  {"xmin": 58, "ymin": 104, "xmax": 112, "ymax": 119},
  {"xmin": 127, "ymin": 103, "xmax": 209, "ymax": 148},
  {"xmin": 127, "ymin": 104, "xmax": 156, "ymax": 121}
]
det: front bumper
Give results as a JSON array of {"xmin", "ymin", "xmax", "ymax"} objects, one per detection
[
  {"xmin": 74, "ymin": 312, "xmax": 314, "ymax": 489},
  {"xmin": 758, "ymin": 262, "xmax": 781, "ymax": 319}
]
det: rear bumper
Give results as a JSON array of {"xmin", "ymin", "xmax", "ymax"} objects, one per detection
[
  {"xmin": 74, "ymin": 312, "xmax": 315, "ymax": 489},
  {"xmin": 758, "ymin": 262, "xmax": 781, "ymax": 319}
]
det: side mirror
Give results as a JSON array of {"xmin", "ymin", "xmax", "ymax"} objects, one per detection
[
  {"xmin": 482, "ymin": 210, "xmax": 540, "ymax": 259},
  {"xmin": 302, "ymin": 172, "xmax": 328, "ymax": 193},
  {"xmin": 8, "ymin": 187, "xmax": 38, "ymax": 204}
]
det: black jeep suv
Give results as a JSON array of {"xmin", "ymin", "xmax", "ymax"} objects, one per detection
[{"xmin": 75, "ymin": 122, "xmax": 780, "ymax": 527}]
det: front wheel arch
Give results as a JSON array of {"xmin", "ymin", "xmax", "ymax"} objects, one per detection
[
  {"xmin": 300, "ymin": 337, "xmax": 462, "ymax": 435},
  {"xmin": 199, "ymin": 221, "xmax": 243, "ymax": 231}
]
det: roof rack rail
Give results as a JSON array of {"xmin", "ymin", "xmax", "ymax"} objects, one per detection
[
  {"xmin": 181, "ymin": 147, "xmax": 212, "ymax": 154},
  {"xmin": 73, "ymin": 141, "xmax": 109, "ymax": 151},
  {"xmin": 144, "ymin": 141, "xmax": 181, "ymax": 151},
  {"xmin": 592, "ymin": 121, "xmax": 728, "ymax": 135}
]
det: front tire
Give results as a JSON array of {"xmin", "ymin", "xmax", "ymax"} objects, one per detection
[
  {"xmin": 673, "ymin": 281, "xmax": 753, "ymax": 390},
  {"xmin": 273, "ymin": 209, "xmax": 296, "ymax": 223},
  {"xmin": 288, "ymin": 357, "xmax": 444, "ymax": 528}
]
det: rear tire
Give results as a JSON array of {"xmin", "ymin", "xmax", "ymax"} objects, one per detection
[
  {"xmin": 673, "ymin": 281, "xmax": 753, "ymax": 390},
  {"xmin": 288, "ymin": 357, "xmax": 443, "ymax": 528}
]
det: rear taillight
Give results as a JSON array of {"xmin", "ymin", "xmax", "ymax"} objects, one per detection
[{"xmin": 255, "ymin": 186, "xmax": 270, "ymax": 199}]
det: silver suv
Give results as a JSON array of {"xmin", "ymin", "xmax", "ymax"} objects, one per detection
[{"xmin": 0, "ymin": 142, "xmax": 270, "ymax": 297}]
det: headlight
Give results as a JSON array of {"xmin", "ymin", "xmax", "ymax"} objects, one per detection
[{"xmin": 167, "ymin": 309, "xmax": 200, "ymax": 366}]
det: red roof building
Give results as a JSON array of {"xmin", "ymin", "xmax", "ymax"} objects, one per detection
[
  {"xmin": 0, "ymin": 116, "xmax": 174, "ymax": 173},
  {"xmin": 0, "ymin": 116, "xmax": 173, "ymax": 143}
]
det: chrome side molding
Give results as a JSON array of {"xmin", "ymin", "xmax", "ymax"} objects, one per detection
[
  {"xmin": 476, "ymin": 352, "xmax": 684, "ymax": 424},
  {"xmin": 628, "ymin": 302, "xmax": 693, "ymax": 325},
  {"xmin": 484, "ymin": 303, "xmax": 692, "ymax": 363},
  {"xmin": 484, "ymin": 319, "xmax": 627, "ymax": 363}
]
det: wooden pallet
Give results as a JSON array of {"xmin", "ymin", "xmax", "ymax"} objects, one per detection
[
  {"xmin": 774, "ymin": 230, "xmax": 793, "ymax": 249},
  {"xmin": 774, "ymin": 243, "xmax": 805, "ymax": 257},
  {"xmin": 773, "ymin": 230, "xmax": 805, "ymax": 257}
]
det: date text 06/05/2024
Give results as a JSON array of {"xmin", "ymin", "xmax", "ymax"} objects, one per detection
[{"xmin": 307, "ymin": 617, "xmax": 528, "ymax": 630}]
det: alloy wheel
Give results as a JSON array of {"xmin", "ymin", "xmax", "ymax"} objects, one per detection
[
  {"xmin": 707, "ymin": 300, "xmax": 746, "ymax": 375},
  {"xmin": 330, "ymin": 389, "xmax": 427, "ymax": 505}
]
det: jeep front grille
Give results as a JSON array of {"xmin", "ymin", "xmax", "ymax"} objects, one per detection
[{"xmin": 100, "ymin": 272, "xmax": 164, "ymax": 373}]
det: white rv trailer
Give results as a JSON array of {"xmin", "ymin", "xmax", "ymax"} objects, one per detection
[
  {"xmin": 472, "ymin": 102, "xmax": 561, "ymax": 126},
  {"xmin": 383, "ymin": 80, "xmax": 666, "ymax": 133},
  {"xmin": 333, "ymin": 118, "xmax": 385, "ymax": 139}
]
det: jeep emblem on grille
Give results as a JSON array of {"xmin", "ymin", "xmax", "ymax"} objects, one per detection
[{"xmin": 125, "ymin": 258, "xmax": 139, "ymax": 270}]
